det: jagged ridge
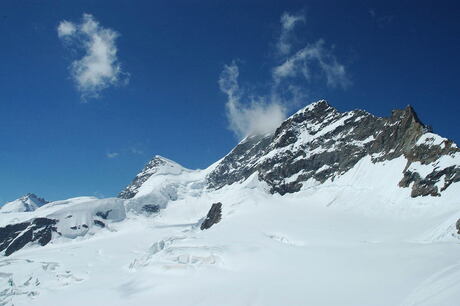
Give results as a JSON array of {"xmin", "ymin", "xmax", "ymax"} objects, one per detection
[{"xmin": 206, "ymin": 100, "xmax": 460, "ymax": 197}]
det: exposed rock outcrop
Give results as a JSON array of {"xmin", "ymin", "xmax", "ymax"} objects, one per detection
[
  {"xmin": 200, "ymin": 203, "xmax": 222, "ymax": 230},
  {"xmin": 0, "ymin": 218, "xmax": 59, "ymax": 256}
]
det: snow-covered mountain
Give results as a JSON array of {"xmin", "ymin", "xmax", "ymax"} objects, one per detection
[
  {"xmin": 1, "ymin": 101, "xmax": 460, "ymax": 306},
  {"xmin": 208, "ymin": 100, "xmax": 459, "ymax": 196},
  {"xmin": 0, "ymin": 193, "xmax": 49, "ymax": 213},
  {"xmin": 118, "ymin": 155, "xmax": 190, "ymax": 199}
]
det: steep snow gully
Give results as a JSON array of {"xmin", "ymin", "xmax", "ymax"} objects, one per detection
[{"xmin": 1, "ymin": 101, "xmax": 460, "ymax": 306}]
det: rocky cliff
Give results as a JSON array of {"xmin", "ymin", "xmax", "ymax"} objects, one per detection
[{"xmin": 206, "ymin": 100, "xmax": 460, "ymax": 197}]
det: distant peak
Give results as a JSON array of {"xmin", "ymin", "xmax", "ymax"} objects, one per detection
[
  {"xmin": 150, "ymin": 155, "xmax": 183, "ymax": 167},
  {"xmin": 1, "ymin": 193, "xmax": 48, "ymax": 213},
  {"xmin": 153, "ymin": 155, "xmax": 173, "ymax": 162},
  {"xmin": 118, "ymin": 154, "xmax": 190, "ymax": 199},
  {"xmin": 20, "ymin": 193, "xmax": 48, "ymax": 203}
]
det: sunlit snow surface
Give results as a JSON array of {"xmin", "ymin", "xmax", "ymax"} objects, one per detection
[{"xmin": 1, "ymin": 156, "xmax": 460, "ymax": 306}]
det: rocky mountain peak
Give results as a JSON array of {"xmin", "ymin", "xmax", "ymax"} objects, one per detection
[
  {"xmin": 21, "ymin": 193, "xmax": 47, "ymax": 203},
  {"xmin": 118, "ymin": 100, "xmax": 459, "ymax": 200},
  {"xmin": 207, "ymin": 100, "xmax": 460, "ymax": 197},
  {"xmin": 1, "ymin": 193, "xmax": 49, "ymax": 213},
  {"xmin": 118, "ymin": 155, "xmax": 188, "ymax": 199}
]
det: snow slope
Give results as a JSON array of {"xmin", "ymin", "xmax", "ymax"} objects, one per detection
[
  {"xmin": 1, "ymin": 158, "xmax": 460, "ymax": 306},
  {"xmin": 1, "ymin": 102, "xmax": 460, "ymax": 306}
]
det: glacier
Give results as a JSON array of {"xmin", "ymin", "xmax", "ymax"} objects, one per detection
[{"xmin": 1, "ymin": 101, "xmax": 460, "ymax": 306}]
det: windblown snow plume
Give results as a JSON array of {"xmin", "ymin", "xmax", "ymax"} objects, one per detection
[
  {"xmin": 57, "ymin": 14, "xmax": 128, "ymax": 100},
  {"xmin": 219, "ymin": 11, "xmax": 350, "ymax": 139}
]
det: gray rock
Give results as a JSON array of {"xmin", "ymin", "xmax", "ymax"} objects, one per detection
[
  {"xmin": 96, "ymin": 210, "xmax": 112, "ymax": 220},
  {"xmin": 142, "ymin": 204, "xmax": 160, "ymax": 214},
  {"xmin": 0, "ymin": 218, "xmax": 59, "ymax": 256},
  {"xmin": 93, "ymin": 220, "xmax": 105, "ymax": 228},
  {"xmin": 200, "ymin": 203, "xmax": 222, "ymax": 230}
]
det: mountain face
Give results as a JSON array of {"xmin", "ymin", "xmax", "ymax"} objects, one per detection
[
  {"xmin": 119, "ymin": 155, "xmax": 188, "ymax": 199},
  {"xmin": 1, "ymin": 193, "xmax": 49, "ymax": 213},
  {"xmin": 1, "ymin": 101, "xmax": 460, "ymax": 306},
  {"xmin": 207, "ymin": 100, "xmax": 460, "ymax": 197}
]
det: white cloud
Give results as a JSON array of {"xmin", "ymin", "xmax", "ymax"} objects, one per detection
[
  {"xmin": 219, "ymin": 62, "xmax": 286, "ymax": 139},
  {"xmin": 273, "ymin": 39, "xmax": 350, "ymax": 89},
  {"xmin": 277, "ymin": 12, "xmax": 305, "ymax": 55},
  {"xmin": 219, "ymin": 12, "xmax": 351, "ymax": 139},
  {"xmin": 57, "ymin": 14, "xmax": 128, "ymax": 100},
  {"xmin": 57, "ymin": 20, "xmax": 76, "ymax": 38},
  {"xmin": 106, "ymin": 152, "xmax": 119, "ymax": 158}
]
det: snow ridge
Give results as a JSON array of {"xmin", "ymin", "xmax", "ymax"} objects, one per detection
[{"xmin": 1, "ymin": 194, "xmax": 49, "ymax": 214}]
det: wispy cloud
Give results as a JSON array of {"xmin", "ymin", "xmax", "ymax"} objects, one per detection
[
  {"xmin": 219, "ymin": 62, "xmax": 286, "ymax": 139},
  {"xmin": 105, "ymin": 146, "xmax": 144, "ymax": 159},
  {"xmin": 277, "ymin": 12, "xmax": 305, "ymax": 55},
  {"xmin": 273, "ymin": 39, "xmax": 350, "ymax": 89},
  {"xmin": 369, "ymin": 9, "xmax": 394, "ymax": 28},
  {"xmin": 219, "ymin": 11, "xmax": 351, "ymax": 139},
  {"xmin": 57, "ymin": 21, "xmax": 76, "ymax": 37},
  {"xmin": 106, "ymin": 152, "xmax": 119, "ymax": 159},
  {"xmin": 129, "ymin": 147, "xmax": 144, "ymax": 155},
  {"xmin": 57, "ymin": 14, "xmax": 128, "ymax": 100}
]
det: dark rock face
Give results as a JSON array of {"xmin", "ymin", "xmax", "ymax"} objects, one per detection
[
  {"xmin": 142, "ymin": 204, "xmax": 160, "ymax": 214},
  {"xmin": 456, "ymin": 219, "xmax": 460, "ymax": 235},
  {"xmin": 400, "ymin": 138, "xmax": 460, "ymax": 197},
  {"xmin": 200, "ymin": 203, "xmax": 222, "ymax": 230},
  {"xmin": 96, "ymin": 210, "xmax": 112, "ymax": 220},
  {"xmin": 207, "ymin": 101, "xmax": 459, "ymax": 197},
  {"xmin": 24, "ymin": 193, "xmax": 49, "ymax": 207},
  {"xmin": 399, "ymin": 166, "xmax": 460, "ymax": 197},
  {"xmin": 93, "ymin": 220, "xmax": 105, "ymax": 228},
  {"xmin": 70, "ymin": 224, "xmax": 89, "ymax": 230},
  {"xmin": 0, "ymin": 218, "xmax": 58, "ymax": 256}
]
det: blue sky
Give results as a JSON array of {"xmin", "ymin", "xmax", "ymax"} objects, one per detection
[{"xmin": 1, "ymin": 0, "xmax": 459, "ymax": 203}]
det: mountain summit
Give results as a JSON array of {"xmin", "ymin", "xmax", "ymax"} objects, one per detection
[
  {"xmin": 1, "ymin": 193, "xmax": 48, "ymax": 213},
  {"xmin": 119, "ymin": 155, "xmax": 190, "ymax": 199},
  {"xmin": 207, "ymin": 100, "xmax": 459, "ymax": 196}
]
